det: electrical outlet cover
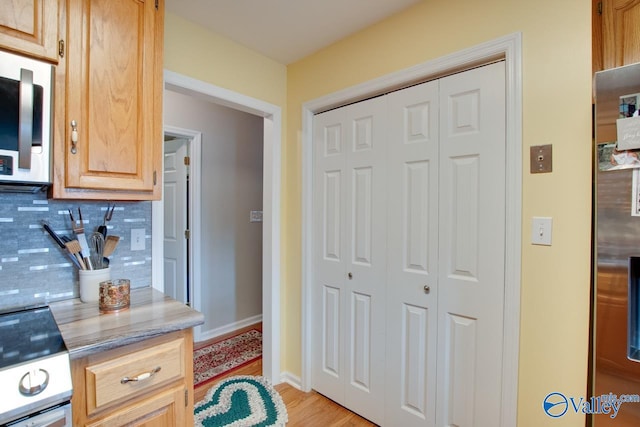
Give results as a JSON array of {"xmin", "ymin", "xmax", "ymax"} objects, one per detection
[
  {"xmin": 131, "ymin": 228, "xmax": 145, "ymax": 251},
  {"xmin": 530, "ymin": 144, "xmax": 552, "ymax": 174}
]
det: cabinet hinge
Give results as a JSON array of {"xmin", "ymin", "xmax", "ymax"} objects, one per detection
[
  {"xmin": 184, "ymin": 156, "xmax": 190, "ymax": 166},
  {"xmin": 185, "ymin": 389, "xmax": 188, "ymax": 407},
  {"xmin": 185, "ymin": 229, "xmax": 190, "ymax": 239},
  {"xmin": 597, "ymin": 1, "xmax": 602, "ymax": 15},
  {"xmin": 58, "ymin": 40, "xmax": 65, "ymax": 58},
  {"xmin": 153, "ymin": 170, "xmax": 157, "ymax": 185},
  {"xmin": 155, "ymin": 0, "xmax": 159, "ymax": 10}
]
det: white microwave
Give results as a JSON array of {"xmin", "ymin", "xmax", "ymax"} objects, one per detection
[{"xmin": 0, "ymin": 49, "xmax": 53, "ymax": 192}]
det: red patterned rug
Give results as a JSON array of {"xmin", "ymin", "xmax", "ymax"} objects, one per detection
[{"xmin": 193, "ymin": 329, "xmax": 262, "ymax": 388}]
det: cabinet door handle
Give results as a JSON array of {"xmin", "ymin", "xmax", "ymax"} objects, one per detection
[
  {"xmin": 70, "ymin": 120, "xmax": 78, "ymax": 154},
  {"xmin": 120, "ymin": 366, "xmax": 161, "ymax": 384}
]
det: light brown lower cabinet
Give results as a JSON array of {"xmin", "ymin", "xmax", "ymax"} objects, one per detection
[{"xmin": 71, "ymin": 329, "xmax": 194, "ymax": 426}]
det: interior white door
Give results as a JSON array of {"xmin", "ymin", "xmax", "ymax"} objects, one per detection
[
  {"xmin": 163, "ymin": 139, "xmax": 189, "ymax": 305},
  {"xmin": 385, "ymin": 80, "xmax": 439, "ymax": 427},
  {"xmin": 312, "ymin": 96, "xmax": 388, "ymax": 425},
  {"xmin": 436, "ymin": 61, "xmax": 506, "ymax": 427}
]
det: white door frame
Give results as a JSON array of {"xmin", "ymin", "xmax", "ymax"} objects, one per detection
[
  {"xmin": 156, "ymin": 126, "xmax": 202, "ymax": 339},
  {"xmin": 152, "ymin": 70, "xmax": 282, "ymax": 385},
  {"xmin": 301, "ymin": 32, "xmax": 522, "ymax": 426}
]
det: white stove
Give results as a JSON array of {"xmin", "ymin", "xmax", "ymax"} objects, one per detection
[{"xmin": 0, "ymin": 306, "xmax": 72, "ymax": 426}]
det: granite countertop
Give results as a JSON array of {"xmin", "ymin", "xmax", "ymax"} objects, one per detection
[{"xmin": 50, "ymin": 287, "xmax": 204, "ymax": 360}]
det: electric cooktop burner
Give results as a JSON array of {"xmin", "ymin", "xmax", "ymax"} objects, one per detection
[{"xmin": 0, "ymin": 306, "xmax": 67, "ymax": 369}]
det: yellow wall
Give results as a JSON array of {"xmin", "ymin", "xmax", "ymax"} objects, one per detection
[
  {"xmin": 164, "ymin": 13, "xmax": 287, "ymax": 108},
  {"xmin": 286, "ymin": 1, "xmax": 591, "ymax": 426}
]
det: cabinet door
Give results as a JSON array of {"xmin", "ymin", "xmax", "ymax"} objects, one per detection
[
  {"xmin": 0, "ymin": 0, "xmax": 59, "ymax": 61},
  {"xmin": 86, "ymin": 386, "xmax": 186, "ymax": 427},
  {"xmin": 57, "ymin": 0, "xmax": 163, "ymax": 200},
  {"xmin": 602, "ymin": 0, "xmax": 640, "ymax": 69}
]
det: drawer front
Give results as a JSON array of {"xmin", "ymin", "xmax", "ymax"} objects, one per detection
[
  {"xmin": 85, "ymin": 337, "xmax": 185, "ymax": 414},
  {"xmin": 86, "ymin": 386, "xmax": 185, "ymax": 427}
]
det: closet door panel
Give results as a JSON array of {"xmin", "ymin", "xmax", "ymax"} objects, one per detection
[
  {"xmin": 385, "ymin": 80, "xmax": 439, "ymax": 427},
  {"xmin": 343, "ymin": 96, "xmax": 388, "ymax": 425},
  {"xmin": 312, "ymin": 96, "xmax": 388, "ymax": 425},
  {"xmin": 437, "ymin": 61, "xmax": 506, "ymax": 427},
  {"xmin": 313, "ymin": 111, "xmax": 347, "ymax": 404}
]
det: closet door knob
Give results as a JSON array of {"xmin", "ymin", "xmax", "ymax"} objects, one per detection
[
  {"xmin": 423, "ymin": 285, "xmax": 430, "ymax": 294},
  {"xmin": 348, "ymin": 272, "xmax": 353, "ymax": 280}
]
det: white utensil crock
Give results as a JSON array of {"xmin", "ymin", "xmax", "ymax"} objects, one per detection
[{"xmin": 79, "ymin": 267, "xmax": 111, "ymax": 303}]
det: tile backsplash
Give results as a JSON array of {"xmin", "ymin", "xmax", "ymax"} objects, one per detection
[{"xmin": 0, "ymin": 192, "xmax": 152, "ymax": 310}]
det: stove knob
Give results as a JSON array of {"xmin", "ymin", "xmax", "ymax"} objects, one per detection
[{"xmin": 19, "ymin": 369, "xmax": 49, "ymax": 396}]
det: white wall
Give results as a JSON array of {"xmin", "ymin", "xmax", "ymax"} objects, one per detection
[{"xmin": 164, "ymin": 89, "xmax": 264, "ymax": 334}]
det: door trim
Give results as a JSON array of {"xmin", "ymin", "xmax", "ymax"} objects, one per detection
[
  {"xmin": 301, "ymin": 32, "xmax": 522, "ymax": 426},
  {"xmin": 152, "ymin": 70, "xmax": 282, "ymax": 385}
]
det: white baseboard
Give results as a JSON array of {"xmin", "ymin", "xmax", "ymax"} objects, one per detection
[
  {"xmin": 279, "ymin": 371, "xmax": 302, "ymax": 390},
  {"xmin": 195, "ymin": 314, "xmax": 263, "ymax": 344}
]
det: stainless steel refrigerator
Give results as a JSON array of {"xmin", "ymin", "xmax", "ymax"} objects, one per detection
[{"xmin": 593, "ymin": 62, "xmax": 640, "ymax": 426}]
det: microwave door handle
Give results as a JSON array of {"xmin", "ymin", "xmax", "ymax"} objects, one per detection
[{"xmin": 18, "ymin": 68, "xmax": 33, "ymax": 170}]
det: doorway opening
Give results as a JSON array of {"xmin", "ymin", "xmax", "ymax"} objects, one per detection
[
  {"xmin": 161, "ymin": 128, "xmax": 201, "ymax": 318},
  {"xmin": 152, "ymin": 70, "xmax": 282, "ymax": 384},
  {"xmin": 163, "ymin": 136, "xmax": 191, "ymax": 307},
  {"xmin": 163, "ymin": 134, "xmax": 190, "ymax": 306}
]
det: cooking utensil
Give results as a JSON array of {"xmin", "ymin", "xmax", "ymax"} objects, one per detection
[
  {"xmin": 42, "ymin": 221, "xmax": 66, "ymax": 249},
  {"xmin": 72, "ymin": 207, "xmax": 93, "ymax": 270},
  {"xmin": 65, "ymin": 240, "xmax": 86, "ymax": 270},
  {"xmin": 103, "ymin": 235, "xmax": 120, "ymax": 257},
  {"xmin": 42, "ymin": 221, "xmax": 82, "ymax": 269},
  {"xmin": 97, "ymin": 203, "xmax": 115, "ymax": 238},
  {"xmin": 89, "ymin": 232, "xmax": 105, "ymax": 270}
]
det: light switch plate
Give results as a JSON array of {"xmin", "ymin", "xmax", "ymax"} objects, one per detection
[
  {"xmin": 131, "ymin": 228, "xmax": 146, "ymax": 251},
  {"xmin": 531, "ymin": 217, "xmax": 552, "ymax": 246}
]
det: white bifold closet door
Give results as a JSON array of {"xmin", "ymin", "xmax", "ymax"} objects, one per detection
[
  {"xmin": 312, "ymin": 61, "xmax": 506, "ymax": 427},
  {"xmin": 312, "ymin": 95, "xmax": 388, "ymax": 425},
  {"xmin": 384, "ymin": 79, "xmax": 439, "ymax": 427},
  {"xmin": 435, "ymin": 62, "xmax": 506, "ymax": 427}
]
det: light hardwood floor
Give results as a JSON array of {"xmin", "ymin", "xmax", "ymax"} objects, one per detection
[{"xmin": 194, "ymin": 325, "xmax": 377, "ymax": 426}]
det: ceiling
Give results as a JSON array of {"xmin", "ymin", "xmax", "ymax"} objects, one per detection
[{"xmin": 165, "ymin": 0, "xmax": 423, "ymax": 64}]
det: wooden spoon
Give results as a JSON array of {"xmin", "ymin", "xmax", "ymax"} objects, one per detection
[
  {"xmin": 65, "ymin": 240, "xmax": 86, "ymax": 270},
  {"xmin": 103, "ymin": 235, "xmax": 120, "ymax": 258}
]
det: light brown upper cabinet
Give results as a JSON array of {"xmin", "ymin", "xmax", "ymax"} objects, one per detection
[
  {"xmin": 594, "ymin": 0, "xmax": 640, "ymax": 72},
  {"xmin": 52, "ymin": 0, "xmax": 163, "ymax": 200},
  {"xmin": 0, "ymin": 0, "xmax": 59, "ymax": 62}
]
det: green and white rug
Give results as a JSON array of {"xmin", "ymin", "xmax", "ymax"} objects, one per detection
[{"xmin": 194, "ymin": 375, "xmax": 288, "ymax": 427}]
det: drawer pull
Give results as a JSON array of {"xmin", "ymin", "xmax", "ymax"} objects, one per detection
[{"xmin": 120, "ymin": 366, "xmax": 161, "ymax": 384}]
